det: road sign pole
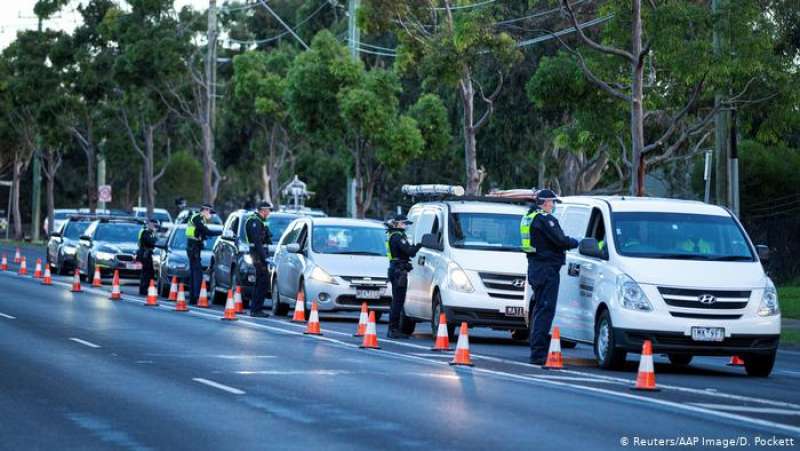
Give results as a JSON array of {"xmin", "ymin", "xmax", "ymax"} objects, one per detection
[{"xmin": 97, "ymin": 155, "xmax": 107, "ymax": 211}]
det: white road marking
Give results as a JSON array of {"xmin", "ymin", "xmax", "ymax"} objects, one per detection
[
  {"xmin": 0, "ymin": 312, "xmax": 16, "ymax": 319},
  {"xmin": 692, "ymin": 403, "xmax": 800, "ymax": 416},
  {"xmin": 236, "ymin": 369, "xmax": 352, "ymax": 376},
  {"xmin": 778, "ymin": 370, "xmax": 800, "ymax": 377},
  {"xmin": 192, "ymin": 378, "xmax": 245, "ymax": 395},
  {"xmin": 528, "ymin": 374, "xmax": 621, "ymax": 384},
  {"xmin": 69, "ymin": 338, "xmax": 101, "ymax": 349}
]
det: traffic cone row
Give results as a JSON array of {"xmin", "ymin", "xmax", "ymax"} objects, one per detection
[
  {"xmin": 291, "ymin": 290, "xmax": 306, "ymax": 322},
  {"xmin": 168, "ymin": 276, "xmax": 178, "ymax": 301},
  {"xmin": 197, "ymin": 280, "xmax": 209, "ymax": 308},
  {"xmin": 222, "ymin": 289, "xmax": 237, "ymax": 321},
  {"xmin": 70, "ymin": 269, "xmax": 81, "ymax": 292},
  {"xmin": 1, "ymin": 254, "xmax": 7, "ymax": 271},
  {"xmin": 304, "ymin": 300, "xmax": 322, "ymax": 335},
  {"xmin": 33, "ymin": 258, "xmax": 42, "ymax": 279},
  {"xmin": 18, "ymin": 257, "xmax": 27, "ymax": 276},
  {"xmin": 354, "ymin": 302, "xmax": 368, "ymax": 337},
  {"xmin": 92, "ymin": 267, "xmax": 102, "ymax": 287},
  {"xmin": 234, "ymin": 286, "xmax": 243, "ymax": 313},
  {"xmin": 41, "ymin": 266, "xmax": 52, "ymax": 285},
  {"xmin": 110, "ymin": 270, "xmax": 121, "ymax": 300},
  {"xmin": 145, "ymin": 280, "xmax": 158, "ymax": 306},
  {"xmin": 175, "ymin": 283, "xmax": 189, "ymax": 312}
]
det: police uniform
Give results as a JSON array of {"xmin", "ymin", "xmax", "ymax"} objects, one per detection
[
  {"xmin": 386, "ymin": 216, "xmax": 421, "ymax": 339},
  {"xmin": 521, "ymin": 190, "xmax": 579, "ymax": 364},
  {"xmin": 244, "ymin": 203, "xmax": 273, "ymax": 317},
  {"xmin": 186, "ymin": 206, "xmax": 222, "ymax": 304},
  {"xmin": 137, "ymin": 222, "xmax": 158, "ymax": 295}
]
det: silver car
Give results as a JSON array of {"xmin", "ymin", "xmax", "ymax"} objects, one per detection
[{"xmin": 271, "ymin": 217, "xmax": 392, "ymax": 318}]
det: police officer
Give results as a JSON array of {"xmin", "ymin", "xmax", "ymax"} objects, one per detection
[
  {"xmin": 386, "ymin": 214, "xmax": 422, "ymax": 339},
  {"xmin": 244, "ymin": 202, "xmax": 273, "ymax": 317},
  {"xmin": 137, "ymin": 218, "xmax": 159, "ymax": 295},
  {"xmin": 186, "ymin": 204, "xmax": 222, "ymax": 304},
  {"xmin": 521, "ymin": 189, "xmax": 579, "ymax": 365}
]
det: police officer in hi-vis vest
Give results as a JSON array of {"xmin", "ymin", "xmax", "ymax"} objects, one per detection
[
  {"xmin": 386, "ymin": 214, "xmax": 421, "ymax": 339},
  {"xmin": 185, "ymin": 204, "xmax": 222, "ymax": 304}
]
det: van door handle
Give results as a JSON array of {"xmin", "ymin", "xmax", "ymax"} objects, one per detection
[
  {"xmin": 583, "ymin": 263, "xmax": 594, "ymax": 271},
  {"xmin": 567, "ymin": 263, "xmax": 580, "ymax": 277},
  {"xmin": 418, "ymin": 256, "xmax": 426, "ymax": 265}
]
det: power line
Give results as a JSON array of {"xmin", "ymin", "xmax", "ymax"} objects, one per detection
[
  {"xmin": 432, "ymin": 0, "xmax": 497, "ymax": 11},
  {"xmin": 356, "ymin": 47, "xmax": 396, "ymax": 57},
  {"xmin": 227, "ymin": 0, "xmax": 327, "ymax": 47},
  {"xmin": 345, "ymin": 38, "xmax": 396, "ymax": 53},
  {"xmin": 495, "ymin": 1, "xmax": 587, "ymax": 26},
  {"xmin": 257, "ymin": 0, "xmax": 309, "ymax": 50},
  {"xmin": 515, "ymin": 14, "xmax": 614, "ymax": 48}
]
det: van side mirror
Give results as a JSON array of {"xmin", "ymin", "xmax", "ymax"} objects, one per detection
[
  {"xmin": 420, "ymin": 233, "xmax": 444, "ymax": 252},
  {"xmin": 579, "ymin": 238, "xmax": 607, "ymax": 259},
  {"xmin": 756, "ymin": 245, "xmax": 769, "ymax": 263},
  {"xmin": 221, "ymin": 229, "xmax": 235, "ymax": 240},
  {"xmin": 286, "ymin": 243, "xmax": 301, "ymax": 253}
]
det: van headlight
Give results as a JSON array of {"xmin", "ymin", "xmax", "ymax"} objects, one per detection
[
  {"xmin": 758, "ymin": 279, "xmax": 780, "ymax": 317},
  {"xmin": 310, "ymin": 266, "xmax": 337, "ymax": 285},
  {"xmin": 616, "ymin": 274, "xmax": 652, "ymax": 311},
  {"xmin": 448, "ymin": 263, "xmax": 474, "ymax": 293}
]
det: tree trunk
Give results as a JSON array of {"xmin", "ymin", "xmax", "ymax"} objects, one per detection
[
  {"xmin": 45, "ymin": 167, "xmax": 55, "ymax": 236},
  {"xmin": 202, "ymin": 121, "xmax": 215, "ymax": 205},
  {"xmin": 261, "ymin": 164, "xmax": 271, "ymax": 204},
  {"xmin": 460, "ymin": 76, "xmax": 481, "ymax": 195},
  {"xmin": 85, "ymin": 124, "xmax": 97, "ymax": 214},
  {"xmin": 630, "ymin": 0, "xmax": 646, "ymax": 196},
  {"xmin": 11, "ymin": 155, "xmax": 23, "ymax": 240},
  {"xmin": 144, "ymin": 125, "xmax": 156, "ymax": 216}
]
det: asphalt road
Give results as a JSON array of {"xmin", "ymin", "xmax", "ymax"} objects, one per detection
[{"xmin": 1, "ymin": 245, "xmax": 799, "ymax": 450}]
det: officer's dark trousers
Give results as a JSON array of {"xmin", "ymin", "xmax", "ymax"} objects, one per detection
[
  {"xmin": 388, "ymin": 264, "xmax": 407, "ymax": 332},
  {"xmin": 139, "ymin": 258, "xmax": 154, "ymax": 295},
  {"xmin": 250, "ymin": 260, "xmax": 269, "ymax": 314},
  {"xmin": 528, "ymin": 263, "xmax": 561, "ymax": 361},
  {"xmin": 188, "ymin": 249, "xmax": 202, "ymax": 304}
]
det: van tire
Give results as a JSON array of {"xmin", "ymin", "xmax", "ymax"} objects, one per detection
[
  {"xmin": 431, "ymin": 292, "xmax": 456, "ymax": 340},
  {"xmin": 744, "ymin": 352, "xmax": 776, "ymax": 377},
  {"xmin": 594, "ymin": 309, "xmax": 627, "ymax": 370}
]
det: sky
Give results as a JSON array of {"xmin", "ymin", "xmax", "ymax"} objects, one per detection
[{"xmin": 0, "ymin": 0, "xmax": 210, "ymax": 49}]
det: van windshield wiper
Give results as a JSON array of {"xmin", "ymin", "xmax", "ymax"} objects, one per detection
[
  {"xmin": 644, "ymin": 253, "xmax": 712, "ymax": 260},
  {"xmin": 707, "ymin": 255, "xmax": 753, "ymax": 261},
  {"xmin": 327, "ymin": 251, "xmax": 384, "ymax": 256}
]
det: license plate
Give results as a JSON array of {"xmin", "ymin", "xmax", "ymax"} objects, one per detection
[
  {"xmin": 126, "ymin": 262, "xmax": 142, "ymax": 270},
  {"xmin": 691, "ymin": 327, "xmax": 724, "ymax": 342},
  {"xmin": 356, "ymin": 289, "xmax": 382, "ymax": 300},
  {"xmin": 505, "ymin": 306, "xmax": 525, "ymax": 317}
]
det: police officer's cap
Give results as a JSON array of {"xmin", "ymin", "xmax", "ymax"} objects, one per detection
[
  {"xmin": 200, "ymin": 203, "xmax": 216, "ymax": 214},
  {"xmin": 536, "ymin": 189, "xmax": 562, "ymax": 205},
  {"xmin": 147, "ymin": 217, "xmax": 160, "ymax": 226},
  {"xmin": 256, "ymin": 201, "xmax": 273, "ymax": 211},
  {"xmin": 392, "ymin": 214, "xmax": 413, "ymax": 224}
]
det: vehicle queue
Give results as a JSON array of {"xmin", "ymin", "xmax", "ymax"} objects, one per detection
[{"xmin": 42, "ymin": 184, "xmax": 782, "ymax": 377}]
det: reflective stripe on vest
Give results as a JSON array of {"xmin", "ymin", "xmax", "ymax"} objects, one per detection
[
  {"xmin": 385, "ymin": 231, "xmax": 403, "ymax": 260},
  {"xmin": 520, "ymin": 211, "xmax": 541, "ymax": 253},
  {"xmin": 185, "ymin": 213, "xmax": 202, "ymax": 240}
]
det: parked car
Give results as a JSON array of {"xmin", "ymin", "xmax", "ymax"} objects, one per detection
[
  {"xmin": 548, "ymin": 196, "xmax": 780, "ymax": 377},
  {"xmin": 46, "ymin": 215, "xmax": 94, "ymax": 275},
  {"xmin": 42, "ymin": 208, "xmax": 78, "ymax": 235},
  {"xmin": 271, "ymin": 217, "xmax": 392, "ymax": 318},
  {"xmin": 174, "ymin": 208, "xmax": 223, "ymax": 226},
  {"xmin": 154, "ymin": 224, "xmax": 221, "ymax": 296},
  {"xmin": 75, "ymin": 217, "xmax": 145, "ymax": 280}
]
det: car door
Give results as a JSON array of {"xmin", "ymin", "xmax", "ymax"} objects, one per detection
[
  {"xmin": 215, "ymin": 214, "xmax": 237, "ymax": 288},
  {"xmin": 405, "ymin": 208, "xmax": 435, "ymax": 318},
  {"xmin": 277, "ymin": 222, "xmax": 302, "ymax": 298},
  {"xmin": 47, "ymin": 221, "xmax": 63, "ymax": 264},
  {"xmin": 413, "ymin": 207, "xmax": 443, "ymax": 321},
  {"xmin": 288, "ymin": 222, "xmax": 310, "ymax": 295},
  {"xmin": 554, "ymin": 204, "xmax": 592, "ymax": 340},
  {"xmin": 77, "ymin": 221, "xmax": 97, "ymax": 274}
]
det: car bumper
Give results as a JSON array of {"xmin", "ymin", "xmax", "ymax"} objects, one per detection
[
  {"xmin": 96, "ymin": 261, "xmax": 142, "ymax": 279},
  {"xmin": 305, "ymin": 279, "xmax": 392, "ymax": 312},
  {"xmin": 613, "ymin": 328, "xmax": 780, "ymax": 355},
  {"xmin": 440, "ymin": 289, "xmax": 527, "ymax": 330}
]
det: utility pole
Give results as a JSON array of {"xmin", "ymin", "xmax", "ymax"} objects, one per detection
[
  {"xmin": 729, "ymin": 109, "xmax": 740, "ymax": 216},
  {"xmin": 204, "ymin": 0, "xmax": 218, "ymax": 204},
  {"xmin": 97, "ymin": 155, "xmax": 107, "ymax": 211},
  {"xmin": 346, "ymin": 0, "xmax": 360, "ymax": 217},
  {"xmin": 31, "ymin": 17, "xmax": 43, "ymax": 241},
  {"xmin": 712, "ymin": 0, "xmax": 729, "ymax": 207}
]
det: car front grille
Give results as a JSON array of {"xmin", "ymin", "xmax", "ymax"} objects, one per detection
[
  {"xmin": 478, "ymin": 272, "xmax": 526, "ymax": 301},
  {"xmin": 669, "ymin": 312, "xmax": 743, "ymax": 320},
  {"xmin": 336, "ymin": 295, "xmax": 392, "ymax": 307},
  {"xmin": 658, "ymin": 287, "xmax": 751, "ymax": 314},
  {"xmin": 116, "ymin": 254, "xmax": 135, "ymax": 262}
]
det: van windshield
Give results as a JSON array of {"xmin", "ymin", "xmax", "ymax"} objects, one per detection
[
  {"xmin": 448, "ymin": 213, "xmax": 522, "ymax": 252},
  {"xmin": 612, "ymin": 212, "xmax": 754, "ymax": 261}
]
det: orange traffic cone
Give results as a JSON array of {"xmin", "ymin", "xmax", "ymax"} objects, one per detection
[
  {"xmin": 1, "ymin": 254, "xmax": 7, "ymax": 271},
  {"xmin": 291, "ymin": 290, "xmax": 306, "ymax": 322},
  {"xmin": 110, "ymin": 270, "xmax": 121, "ymax": 300},
  {"xmin": 168, "ymin": 276, "xmax": 178, "ymax": 301},
  {"xmin": 197, "ymin": 280, "xmax": 209, "ymax": 308},
  {"xmin": 92, "ymin": 267, "xmax": 102, "ymax": 287},
  {"xmin": 431, "ymin": 312, "xmax": 452, "ymax": 351},
  {"xmin": 234, "ymin": 286, "xmax": 244, "ymax": 313},
  {"xmin": 13, "ymin": 247, "xmax": 20, "ymax": 264},
  {"xmin": 175, "ymin": 283, "xmax": 189, "ymax": 312},
  {"xmin": 222, "ymin": 289, "xmax": 237, "ymax": 321},
  {"xmin": 145, "ymin": 280, "xmax": 158, "ymax": 306},
  {"xmin": 450, "ymin": 322, "xmax": 474, "ymax": 366},
  {"xmin": 70, "ymin": 268, "xmax": 81, "ymax": 292},
  {"xmin": 360, "ymin": 311, "xmax": 381, "ymax": 349},
  {"xmin": 632, "ymin": 340, "xmax": 659, "ymax": 391},
  {"xmin": 41, "ymin": 266, "xmax": 52, "ymax": 285},
  {"xmin": 543, "ymin": 326, "xmax": 564, "ymax": 369},
  {"xmin": 304, "ymin": 300, "xmax": 322, "ymax": 335},
  {"xmin": 18, "ymin": 256, "xmax": 27, "ymax": 276},
  {"xmin": 727, "ymin": 355, "xmax": 745, "ymax": 367},
  {"xmin": 33, "ymin": 258, "xmax": 42, "ymax": 279},
  {"xmin": 354, "ymin": 302, "xmax": 368, "ymax": 337}
]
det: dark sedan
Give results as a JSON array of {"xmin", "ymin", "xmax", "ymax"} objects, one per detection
[
  {"xmin": 154, "ymin": 224, "xmax": 221, "ymax": 297},
  {"xmin": 46, "ymin": 216, "xmax": 93, "ymax": 275},
  {"xmin": 76, "ymin": 218, "xmax": 145, "ymax": 280}
]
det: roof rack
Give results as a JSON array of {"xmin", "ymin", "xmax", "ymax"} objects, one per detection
[{"xmin": 95, "ymin": 215, "xmax": 144, "ymax": 224}]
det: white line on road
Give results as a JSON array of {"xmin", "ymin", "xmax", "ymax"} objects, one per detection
[
  {"xmin": 68, "ymin": 337, "xmax": 101, "ymax": 349},
  {"xmin": 192, "ymin": 378, "xmax": 245, "ymax": 395},
  {"xmin": 0, "ymin": 312, "xmax": 15, "ymax": 319},
  {"xmin": 692, "ymin": 403, "xmax": 800, "ymax": 416}
]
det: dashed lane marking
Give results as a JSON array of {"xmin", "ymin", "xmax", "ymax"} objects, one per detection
[
  {"xmin": 692, "ymin": 403, "xmax": 800, "ymax": 417},
  {"xmin": 69, "ymin": 337, "xmax": 101, "ymax": 349},
  {"xmin": 0, "ymin": 312, "xmax": 16, "ymax": 319},
  {"xmin": 192, "ymin": 378, "xmax": 245, "ymax": 395}
]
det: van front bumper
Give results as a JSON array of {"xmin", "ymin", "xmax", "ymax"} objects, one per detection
[
  {"xmin": 444, "ymin": 306, "xmax": 527, "ymax": 330},
  {"xmin": 613, "ymin": 328, "xmax": 780, "ymax": 355}
]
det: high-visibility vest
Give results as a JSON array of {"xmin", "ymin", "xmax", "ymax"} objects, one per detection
[
  {"xmin": 186, "ymin": 213, "xmax": 203, "ymax": 241},
  {"xmin": 385, "ymin": 231, "xmax": 404, "ymax": 260},
  {"xmin": 519, "ymin": 210, "xmax": 541, "ymax": 253}
]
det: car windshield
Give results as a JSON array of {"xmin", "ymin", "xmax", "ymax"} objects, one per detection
[
  {"xmin": 311, "ymin": 225, "xmax": 385, "ymax": 255},
  {"xmin": 170, "ymin": 229, "xmax": 215, "ymax": 251},
  {"xmin": 612, "ymin": 212, "xmax": 755, "ymax": 261},
  {"xmin": 448, "ymin": 213, "xmax": 523, "ymax": 252},
  {"xmin": 63, "ymin": 221, "xmax": 91, "ymax": 240},
  {"xmin": 94, "ymin": 223, "xmax": 141, "ymax": 243},
  {"xmin": 267, "ymin": 216, "xmax": 296, "ymax": 240}
]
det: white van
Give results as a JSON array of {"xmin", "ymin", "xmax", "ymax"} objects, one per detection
[
  {"xmin": 550, "ymin": 196, "xmax": 780, "ymax": 377},
  {"xmin": 400, "ymin": 189, "xmax": 530, "ymax": 339}
]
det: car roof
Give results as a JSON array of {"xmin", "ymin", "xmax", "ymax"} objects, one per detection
[
  {"xmin": 561, "ymin": 196, "xmax": 731, "ymax": 216},
  {"xmin": 411, "ymin": 200, "xmax": 528, "ymax": 215}
]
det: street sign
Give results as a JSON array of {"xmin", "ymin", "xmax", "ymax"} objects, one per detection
[{"xmin": 98, "ymin": 185, "xmax": 112, "ymax": 203}]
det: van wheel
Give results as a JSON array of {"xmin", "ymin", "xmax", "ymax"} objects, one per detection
[
  {"xmin": 271, "ymin": 274, "xmax": 289, "ymax": 316},
  {"xmin": 431, "ymin": 292, "xmax": 456, "ymax": 340},
  {"xmin": 744, "ymin": 352, "xmax": 776, "ymax": 377},
  {"xmin": 668, "ymin": 354, "xmax": 693, "ymax": 367},
  {"xmin": 594, "ymin": 309, "xmax": 627, "ymax": 370},
  {"xmin": 511, "ymin": 329, "xmax": 529, "ymax": 342}
]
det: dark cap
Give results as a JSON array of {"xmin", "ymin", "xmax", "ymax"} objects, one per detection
[
  {"xmin": 256, "ymin": 201, "xmax": 273, "ymax": 211},
  {"xmin": 147, "ymin": 217, "xmax": 160, "ymax": 226},
  {"xmin": 536, "ymin": 189, "xmax": 562, "ymax": 205},
  {"xmin": 200, "ymin": 203, "xmax": 215, "ymax": 213},
  {"xmin": 391, "ymin": 214, "xmax": 413, "ymax": 224}
]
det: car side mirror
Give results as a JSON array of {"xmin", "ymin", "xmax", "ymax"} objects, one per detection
[
  {"xmin": 420, "ymin": 233, "xmax": 444, "ymax": 252},
  {"xmin": 579, "ymin": 238, "xmax": 607, "ymax": 259},
  {"xmin": 50, "ymin": 232, "xmax": 61, "ymax": 238},
  {"xmin": 221, "ymin": 229, "xmax": 235, "ymax": 240},
  {"xmin": 756, "ymin": 244, "xmax": 769, "ymax": 263},
  {"xmin": 79, "ymin": 235, "xmax": 92, "ymax": 243},
  {"xmin": 286, "ymin": 243, "xmax": 301, "ymax": 254}
]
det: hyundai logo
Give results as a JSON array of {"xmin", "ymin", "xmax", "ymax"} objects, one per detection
[
  {"xmin": 512, "ymin": 279, "xmax": 526, "ymax": 288},
  {"xmin": 698, "ymin": 294, "xmax": 717, "ymax": 305}
]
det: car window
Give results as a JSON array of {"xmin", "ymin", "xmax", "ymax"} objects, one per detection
[
  {"xmin": 170, "ymin": 228, "xmax": 214, "ymax": 251},
  {"xmin": 560, "ymin": 206, "xmax": 591, "ymax": 240},
  {"xmin": 227, "ymin": 215, "xmax": 240, "ymax": 237},
  {"xmin": 297, "ymin": 225, "xmax": 309, "ymax": 249},
  {"xmin": 94, "ymin": 223, "xmax": 141, "ymax": 242},
  {"xmin": 414, "ymin": 210, "xmax": 436, "ymax": 243},
  {"xmin": 280, "ymin": 221, "xmax": 302, "ymax": 245},
  {"xmin": 404, "ymin": 208, "xmax": 422, "ymax": 244},
  {"xmin": 63, "ymin": 221, "xmax": 91, "ymax": 240},
  {"xmin": 311, "ymin": 225, "xmax": 385, "ymax": 255},
  {"xmin": 267, "ymin": 215, "xmax": 296, "ymax": 241},
  {"xmin": 448, "ymin": 212, "xmax": 522, "ymax": 252},
  {"xmin": 83, "ymin": 221, "xmax": 98, "ymax": 238}
]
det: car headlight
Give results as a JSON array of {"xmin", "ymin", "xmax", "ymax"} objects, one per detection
[
  {"xmin": 758, "ymin": 279, "xmax": 780, "ymax": 317},
  {"xmin": 616, "ymin": 274, "xmax": 652, "ymax": 311},
  {"xmin": 447, "ymin": 263, "xmax": 474, "ymax": 293},
  {"xmin": 167, "ymin": 261, "xmax": 187, "ymax": 270},
  {"xmin": 63, "ymin": 246, "xmax": 76, "ymax": 255},
  {"xmin": 243, "ymin": 254, "xmax": 253, "ymax": 265},
  {"xmin": 95, "ymin": 251, "xmax": 115, "ymax": 261},
  {"xmin": 309, "ymin": 266, "xmax": 337, "ymax": 285}
]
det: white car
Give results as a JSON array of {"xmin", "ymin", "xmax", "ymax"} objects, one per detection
[
  {"xmin": 549, "ymin": 196, "xmax": 780, "ymax": 377},
  {"xmin": 133, "ymin": 207, "xmax": 174, "ymax": 234},
  {"xmin": 400, "ymin": 186, "xmax": 530, "ymax": 339}
]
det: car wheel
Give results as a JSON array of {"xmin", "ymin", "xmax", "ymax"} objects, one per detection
[
  {"xmin": 668, "ymin": 353, "xmax": 693, "ymax": 367},
  {"xmin": 271, "ymin": 273, "xmax": 289, "ymax": 316},
  {"xmin": 594, "ymin": 309, "xmax": 627, "ymax": 370},
  {"xmin": 55, "ymin": 253, "xmax": 66, "ymax": 275},
  {"xmin": 84, "ymin": 258, "xmax": 95, "ymax": 283},
  {"xmin": 431, "ymin": 292, "xmax": 456, "ymax": 340},
  {"xmin": 511, "ymin": 329, "xmax": 529, "ymax": 341},
  {"xmin": 744, "ymin": 351, "xmax": 776, "ymax": 377},
  {"xmin": 208, "ymin": 268, "xmax": 224, "ymax": 304}
]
